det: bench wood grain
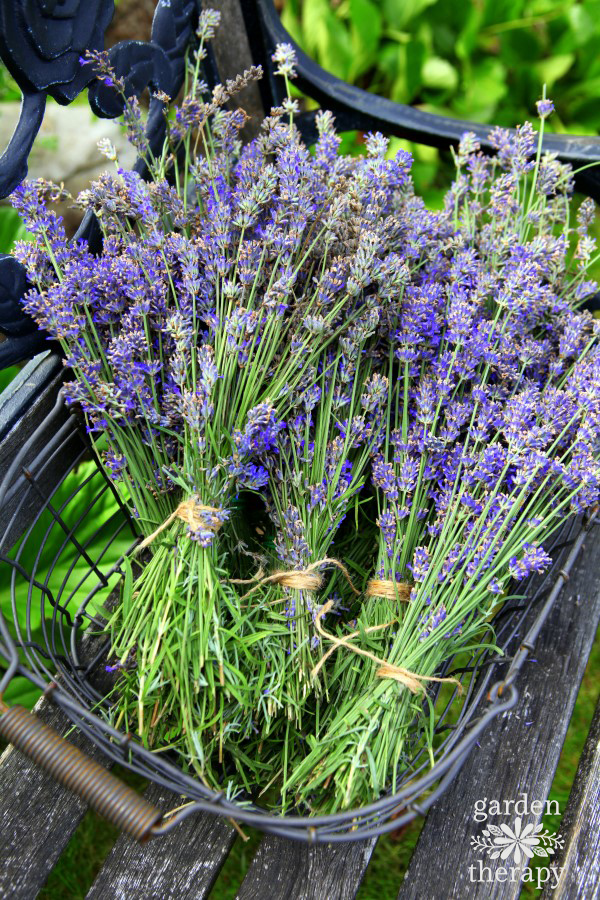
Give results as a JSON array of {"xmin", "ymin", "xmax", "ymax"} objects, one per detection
[
  {"xmin": 0, "ymin": 698, "xmax": 112, "ymax": 900},
  {"xmin": 86, "ymin": 784, "xmax": 236, "ymax": 900},
  {"xmin": 397, "ymin": 525, "xmax": 600, "ymax": 900},
  {"xmin": 543, "ymin": 692, "xmax": 600, "ymax": 900},
  {"xmin": 235, "ymin": 835, "xmax": 376, "ymax": 900}
]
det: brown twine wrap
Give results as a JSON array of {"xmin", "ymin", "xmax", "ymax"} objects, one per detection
[
  {"xmin": 312, "ymin": 600, "xmax": 463, "ymax": 695},
  {"xmin": 311, "ymin": 616, "xmax": 399, "ymax": 677},
  {"xmin": 238, "ymin": 558, "xmax": 360, "ymax": 602},
  {"xmin": 136, "ymin": 498, "xmax": 223, "ymax": 553},
  {"xmin": 366, "ymin": 579, "xmax": 412, "ymax": 601},
  {"xmin": 229, "ymin": 566, "xmax": 265, "ymax": 585}
]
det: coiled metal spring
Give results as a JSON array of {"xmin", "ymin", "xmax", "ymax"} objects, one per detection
[{"xmin": 0, "ymin": 702, "xmax": 162, "ymax": 841}]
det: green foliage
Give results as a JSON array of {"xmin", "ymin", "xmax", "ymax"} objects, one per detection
[
  {"xmin": 0, "ymin": 461, "xmax": 132, "ymax": 710},
  {"xmin": 0, "ymin": 365, "xmax": 21, "ymax": 394},
  {"xmin": 282, "ymin": 0, "xmax": 600, "ymax": 197},
  {"xmin": 0, "ymin": 205, "xmax": 30, "ymax": 395},
  {"xmin": 0, "ymin": 205, "xmax": 29, "ymax": 252},
  {"xmin": 0, "ymin": 64, "xmax": 20, "ymax": 103}
]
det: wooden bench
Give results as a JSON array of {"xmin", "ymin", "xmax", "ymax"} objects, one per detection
[{"xmin": 1, "ymin": 2, "xmax": 600, "ymax": 897}]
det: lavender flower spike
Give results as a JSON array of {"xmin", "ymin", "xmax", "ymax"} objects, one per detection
[
  {"xmin": 272, "ymin": 43, "xmax": 298, "ymax": 79},
  {"xmin": 536, "ymin": 98, "xmax": 555, "ymax": 119}
]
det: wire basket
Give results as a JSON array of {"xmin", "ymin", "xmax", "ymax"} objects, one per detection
[{"xmin": 0, "ymin": 390, "xmax": 595, "ymax": 843}]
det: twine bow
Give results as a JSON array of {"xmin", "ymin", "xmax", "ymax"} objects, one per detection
[
  {"xmin": 312, "ymin": 600, "xmax": 463, "ymax": 695},
  {"xmin": 136, "ymin": 498, "xmax": 223, "ymax": 553}
]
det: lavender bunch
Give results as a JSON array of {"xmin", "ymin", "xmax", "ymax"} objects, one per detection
[
  {"xmin": 231, "ymin": 202, "xmax": 417, "ymax": 730},
  {"xmin": 9, "ymin": 27, "xmax": 415, "ymax": 791},
  {"xmin": 11, "ymin": 21, "xmax": 600, "ymax": 811},
  {"xmin": 241, "ymin": 354, "xmax": 387, "ymax": 726},
  {"xmin": 280, "ymin": 113, "xmax": 600, "ymax": 813}
]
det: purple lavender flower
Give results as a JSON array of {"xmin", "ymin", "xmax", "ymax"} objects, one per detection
[
  {"xmin": 509, "ymin": 543, "xmax": 553, "ymax": 580},
  {"xmin": 272, "ymin": 43, "xmax": 297, "ymax": 79},
  {"xmin": 234, "ymin": 404, "xmax": 286, "ymax": 457},
  {"xmin": 408, "ymin": 546, "xmax": 431, "ymax": 583},
  {"xmin": 376, "ymin": 511, "xmax": 397, "ymax": 559},
  {"xmin": 536, "ymin": 98, "xmax": 554, "ymax": 119}
]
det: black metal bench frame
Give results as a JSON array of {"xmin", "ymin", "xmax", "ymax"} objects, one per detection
[{"xmin": 1, "ymin": 2, "xmax": 599, "ymax": 897}]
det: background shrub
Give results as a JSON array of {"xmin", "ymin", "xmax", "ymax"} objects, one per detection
[{"xmin": 282, "ymin": 0, "xmax": 600, "ymax": 202}]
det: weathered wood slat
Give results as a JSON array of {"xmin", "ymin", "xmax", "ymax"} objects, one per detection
[
  {"xmin": 397, "ymin": 526, "xmax": 600, "ymax": 900},
  {"xmin": 0, "ymin": 697, "xmax": 114, "ymax": 900},
  {"xmin": 235, "ymin": 835, "xmax": 376, "ymax": 900},
  {"xmin": 542, "ymin": 693, "xmax": 600, "ymax": 900},
  {"xmin": 86, "ymin": 785, "xmax": 236, "ymax": 900}
]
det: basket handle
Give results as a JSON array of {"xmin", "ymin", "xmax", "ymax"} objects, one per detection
[{"xmin": 0, "ymin": 701, "xmax": 162, "ymax": 841}]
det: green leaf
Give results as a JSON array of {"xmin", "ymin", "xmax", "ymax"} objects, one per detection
[
  {"xmin": 499, "ymin": 28, "xmax": 543, "ymax": 68},
  {"xmin": 0, "ymin": 207, "xmax": 28, "ymax": 252},
  {"xmin": 534, "ymin": 53, "xmax": 575, "ymax": 88},
  {"xmin": 0, "ymin": 365, "xmax": 21, "ymax": 395},
  {"xmin": 349, "ymin": 0, "xmax": 382, "ymax": 79},
  {"xmin": 421, "ymin": 56, "xmax": 458, "ymax": 91},
  {"xmin": 382, "ymin": 0, "xmax": 438, "ymax": 30},
  {"xmin": 387, "ymin": 41, "xmax": 425, "ymax": 104},
  {"xmin": 377, "ymin": 41, "xmax": 403, "ymax": 84},
  {"xmin": 405, "ymin": 40, "xmax": 425, "ymax": 99},
  {"xmin": 481, "ymin": 0, "xmax": 524, "ymax": 29},
  {"xmin": 2, "ymin": 676, "xmax": 41, "ymax": 711},
  {"xmin": 452, "ymin": 58, "xmax": 507, "ymax": 121},
  {"xmin": 566, "ymin": 5, "xmax": 596, "ymax": 47},
  {"xmin": 455, "ymin": 4, "xmax": 485, "ymax": 60},
  {"xmin": 301, "ymin": 0, "xmax": 354, "ymax": 79},
  {"xmin": 280, "ymin": 3, "xmax": 304, "ymax": 46}
]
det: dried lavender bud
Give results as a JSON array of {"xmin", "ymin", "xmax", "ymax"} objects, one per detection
[
  {"xmin": 272, "ymin": 42, "xmax": 297, "ymax": 79},
  {"xmin": 536, "ymin": 98, "xmax": 555, "ymax": 119},
  {"xmin": 196, "ymin": 8, "xmax": 221, "ymax": 42}
]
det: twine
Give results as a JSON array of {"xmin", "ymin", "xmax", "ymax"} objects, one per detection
[
  {"xmin": 229, "ymin": 566, "xmax": 265, "ymax": 585},
  {"xmin": 366, "ymin": 579, "xmax": 412, "ymax": 601},
  {"xmin": 238, "ymin": 558, "xmax": 360, "ymax": 602},
  {"xmin": 312, "ymin": 600, "xmax": 463, "ymax": 695},
  {"xmin": 311, "ymin": 616, "xmax": 399, "ymax": 678},
  {"xmin": 136, "ymin": 498, "xmax": 223, "ymax": 552}
]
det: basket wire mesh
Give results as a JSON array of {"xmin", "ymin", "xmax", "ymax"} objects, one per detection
[{"xmin": 0, "ymin": 392, "xmax": 595, "ymax": 842}]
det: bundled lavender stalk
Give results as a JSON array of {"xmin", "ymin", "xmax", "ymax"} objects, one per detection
[
  {"xmin": 9, "ymin": 26, "xmax": 415, "ymax": 789},
  {"xmin": 11, "ymin": 16, "xmax": 600, "ymax": 812},
  {"xmin": 281, "ymin": 112, "xmax": 600, "ymax": 812}
]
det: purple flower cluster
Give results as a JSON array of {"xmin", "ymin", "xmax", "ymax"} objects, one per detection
[
  {"xmin": 10, "ymin": 46, "xmax": 600, "ymax": 812},
  {"xmin": 12, "ymin": 64, "xmax": 411, "ymax": 540},
  {"xmin": 363, "ymin": 120, "xmax": 600, "ymax": 659}
]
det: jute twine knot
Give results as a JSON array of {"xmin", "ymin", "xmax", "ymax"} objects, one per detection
[
  {"xmin": 136, "ymin": 498, "xmax": 223, "ymax": 553},
  {"xmin": 312, "ymin": 600, "xmax": 463, "ymax": 695},
  {"xmin": 366, "ymin": 579, "xmax": 412, "ymax": 601},
  {"xmin": 238, "ymin": 558, "xmax": 360, "ymax": 602}
]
